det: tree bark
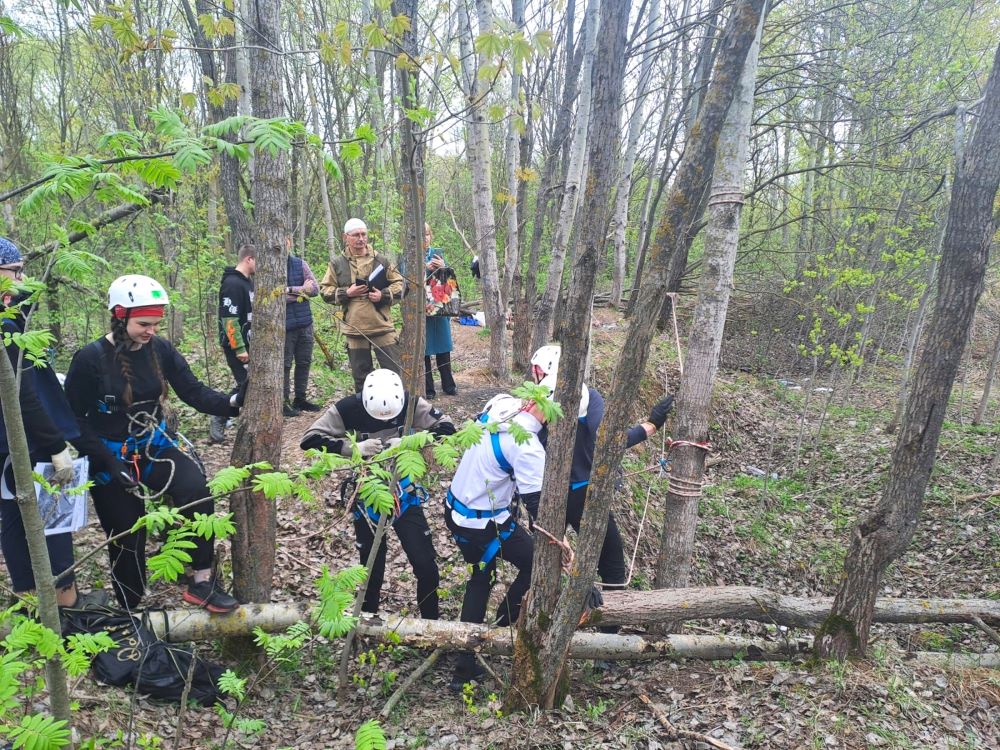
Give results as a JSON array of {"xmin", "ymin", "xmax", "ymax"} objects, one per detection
[
  {"xmin": 530, "ymin": 0, "xmax": 600, "ymax": 354},
  {"xmin": 609, "ymin": 0, "xmax": 662, "ymax": 307},
  {"xmin": 654, "ymin": 4, "xmax": 766, "ymax": 596},
  {"xmin": 0, "ymin": 343, "xmax": 71, "ymax": 724},
  {"xmin": 229, "ymin": 0, "xmax": 289, "ymax": 605},
  {"xmin": 499, "ymin": 0, "xmax": 526, "ymax": 309},
  {"xmin": 508, "ymin": 0, "xmax": 630, "ymax": 712},
  {"xmin": 816, "ymin": 41, "xmax": 1000, "ymax": 661},
  {"xmin": 457, "ymin": 0, "xmax": 509, "ymax": 381},
  {"xmin": 140, "ymin": 588, "xmax": 1000, "ymax": 642},
  {"xmin": 393, "ymin": 0, "xmax": 425, "ymax": 396},
  {"xmin": 974, "ymin": 327, "xmax": 1000, "ymax": 425}
]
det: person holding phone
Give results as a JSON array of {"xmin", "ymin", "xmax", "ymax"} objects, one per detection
[
  {"xmin": 319, "ymin": 219, "xmax": 404, "ymax": 391},
  {"xmin": 422, "ymin": 223, "xmax": 456, "ymax": 398}
]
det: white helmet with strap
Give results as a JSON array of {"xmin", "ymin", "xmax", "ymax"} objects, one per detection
[
  {"xmin": 539, "ymin": 374, "xmax": 590, "ymax": 419},
  {"xmin": 107, "ymin": 275, "xmax": 169, "ymax": 311},
  {"xmin": 481, "ymin": 393, "xmax": 523, "ymax": 424},
  {"xmin": 362, "ymin": 369, "xmax": 405, "ymax": 420},
  {"xmin": 530, "ymin": 344, "xmax": 561, "ymax": 379}
]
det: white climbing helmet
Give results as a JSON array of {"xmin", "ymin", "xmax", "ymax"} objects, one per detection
[
  {"xmin": 530, "ymin": 344, "xmax": 561, "ymax": 380},
  {"xmin": 482, "ymin": 393, "xmax": 524, "ymax": 424},
  {"xmin": 107, "ymin": 275, "xmax": 170, "ymax": 312},
  {"xmin": 539, "ymin": 374, "xmax": 590, "ymax": 418},
  {"xmin": 362, "ymin": 369, "xmax": 405, "ymax": 420}
]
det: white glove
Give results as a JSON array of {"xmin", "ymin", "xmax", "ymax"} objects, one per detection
[
  {"xmin": 384, "ymin": 437, "xmax": 403, "ymax": 450},
  {"xmin": 50, "ymin": 446, "xmax": 75, "ymax": 487},
  {"xmin": 356, "ymin": 438, "xmax": 383, "ymax": 458}
]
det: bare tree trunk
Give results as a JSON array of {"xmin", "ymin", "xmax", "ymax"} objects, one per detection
[
  {"xmin": 457, "ymin": 0, "xmax": 509, "ymax": 380},
  {"xmin": 393, "ymin": 0, "xmax": 425, "ymax": 394},
  {"xmin": 499, "ymin": 0, "xmax": 526, "ymax": 309},
  {"xmin": 530, "ymin": 0, "xmax": 600, "ymax": 353},
  {"xmin": 655, "ymin": 5, "xmax": 766, "ymax": 596},
  {"xmin": 815, "ymin": 42, "xmax": 1000, "ymax": 661},
  {"xmin": 229, "ymin": 0, "xmax": 289, "ymax": 606},
  {"xmin": 609, "ymin": 0, "xmax": 662, "ymax": 307},
  {"xmin": 0, "ymin": 352, "xmax": 71, "ymax": 724},
  {"xmin": 506, "ymin": 0, "xmax": 626, "ymax": 711},
  {"xmin": 974, "ymin": 328, "xmax": 1000, "ymax": 425}
]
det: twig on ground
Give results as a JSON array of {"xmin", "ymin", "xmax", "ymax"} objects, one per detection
[
  {"xmin": 971, "ymin": 616, "xmax": 1000, "ymax": 647},
  {"xmin": 381, "ymin": 648, "xmax": 443, "ymax": 718},
  {"xmin": 639, "ymin": 693, "xmax": 737, "ymax": 750}
]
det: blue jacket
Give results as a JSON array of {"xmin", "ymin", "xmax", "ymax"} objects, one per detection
[{"xmin": 286, "ymin": 256, "xmax": 314, "ymax": 332}]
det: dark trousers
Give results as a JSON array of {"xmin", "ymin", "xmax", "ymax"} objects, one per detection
[
  {"xmin": 0, "ymin": 455, "xmax": 75, "ymax": 591},
  {"xmin": 423, "ymin": 352, "xmax": 455, "ymax": 395},
  {"xmin": 91, "ymin": 446, "xmax": 215, "ymax": 610},
  {"xmin": 353, "ymin": 504, "xmax": 439, "ymax": 619},
  {"xmin": 283, "ymin": 323, "xmax": 314, "ymax": 402},
  {"xmin": 445, "ymin": 511, "xmax": 533, "ymax": 627},
  {"xmin": 346, "ymin": 340, "xmax": 401, "ymax": 392},
  {"xmin": 565, "ymin": 486, "xmax": 626, "ymax": 587},
  {"xmin": 223, "ymin": 347, "xmax": 248, "ymax": 390}
]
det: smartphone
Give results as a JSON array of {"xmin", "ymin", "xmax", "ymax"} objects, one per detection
[{"xmin": 355, "ymin": 277, "xmax": 368, "ymax": 288}]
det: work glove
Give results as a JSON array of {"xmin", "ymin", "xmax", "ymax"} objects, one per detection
[
  {"xmin": 230, "ymin": 377, "xmax": 249, "ymax": 410},
  {"xmin": 50, "ymin": 446, "xmax": 75, "ymax": 487},
  {"xmin": 648, "ymin": 395, "xmax": 674, "ymax": 430},
  {"xmin": 356, "ymin": 438, "xmax": 383, "ymax": 458},
  {"xmin": 384, "ymin": 437, "xmax": 403, "ymax": 450}
]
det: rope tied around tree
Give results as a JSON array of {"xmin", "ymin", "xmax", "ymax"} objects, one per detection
[
  {"xmin": 531, "ymin": 521, "xmax": 574, "ymax": 573},
  {"xmin": 706, "ymin": 184, "xmax": 746, "ymax": 207},
  {"xmin": 662, "ymin": 437, "xmax": 711, "ymax": 499}
]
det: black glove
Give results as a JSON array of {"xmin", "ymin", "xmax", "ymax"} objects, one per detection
[
  {"xmin": 587, "ymin": 584, "xmax": 604, "ymax": 611},
  {"xmin": 648, "ymin": 395, "xmax": 674, "ymax": 429}
]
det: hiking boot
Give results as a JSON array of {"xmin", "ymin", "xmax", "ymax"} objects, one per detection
[
  {"xmin": 183, "ymin": 578, "xmax": 239, "ymax": 614},
  {"xmin": 425, "ymin": 390, "xmax": 437, "ymax": 400},
  {"xmin": 292, "ymin": 397, "xmax": 322, "ymax": 412},
  {"xmin": 443, "ymin": 385, "xmax": 458, "ymax": 396},
  {"xmin": 209, "ymin": 414, "xmax": 227, "ymax": 444},
  {"xmin": 282, "ymin": 402, "xmax": 301, "ymax": 418}
]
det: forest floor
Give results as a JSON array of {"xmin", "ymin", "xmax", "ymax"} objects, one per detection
[{"xmin": 21, "ymin": 307, "xmax": 1000, "ymax": 749}]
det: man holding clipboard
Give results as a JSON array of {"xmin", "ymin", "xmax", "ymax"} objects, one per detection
[{"xmin": 319, "ymin": 219, "xmax": 405, "ymax": 391}]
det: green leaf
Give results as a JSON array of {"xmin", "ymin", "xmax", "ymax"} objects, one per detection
[
  {"xmin": 451, "ymin": 420, "xmax": 486, "ymax": 451},
  {"xmin": 355, "ymin": 720, "xmax": 387, "ymax": 750},
  {"xmin": 0, "ymin": 15, "xmax": 27, "ymax": 37},
  {"xmin": 251, "ymin": 471, "xmax": 294, "ymax": 500},
  {"xmin": 8, "ymin": 714, "xmax": 71, "ymax": 750},
  {"xmin": 431, "ymin": 441, "xmax": 459, "ymax": 470},
  {"xmin": 132, "ymin": 505, "xmax": 184, "ymax": 536},
  {"xmin": 208, "ymin": 465, "xmax": 252, "ymax": 495},
  {"xmin": 358, "ymin": 476, "xmax": 394, "ymax": 516},
  {"xmin": 217, "ymin": 669, "xmax": 247, "ymax": 701},
  {"xmin": 386, "ymin": 14, "xmax": 411, "ymax": 36},
  {"xmin": 341, "ymin": 141, "xmax": 363, "ymax": 162},
  {"xmin": 354, "ymin": 124, "xmax": 377, "ymax": 144},
  {"xmin": 149, "ymin": 106, "xmax": 187, "ymax": 138},
  {"xmin": 474, "ymin": 31, "xmax": 505, "ymax": 59},
  {"xmin": 191, "ymin": 511, "xmax": 236, "ymax": 540},
  {"xmin": 393, "ymin": 449, "xmax": 426, "ymax": 484},
  {"xmin": 322, "ymin": 151, "xmax": 342, "ymax": 180},
  {"xmin": 203, "ymin": 114, "xmax": 250, "ymax": 137}
]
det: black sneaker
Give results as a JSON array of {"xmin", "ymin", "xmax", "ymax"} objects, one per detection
[
  {"xmin": 208, "ymin": 415, "xmax": 227, "ymax": 444},
  {"xmin": 443, "ymin": 386, "xmax": 458, "ymax": 396},
  {"xmin": 282, "ymin": 402, "xmax": 301, "ymax": 417},
  {"xmin": 426, "ymin": 390, "xmax": 437, "ymax": 400},
  {"xmin": 292, "ymin": 397, "xmax": 322, "ymax": 412},
  {"xmin": 183, "ymin": 578, "xmax": 239, "ymax": 614}
]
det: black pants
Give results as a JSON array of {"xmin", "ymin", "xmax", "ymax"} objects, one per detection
[
  {"xmin": 91, "ymin": 446, "xmax": 215, "ymax": 610},
  {"xmin": 423, "ymin": 353, "xmax": 455, "ymax": 395},
  {"xmin": 445, "ymin": 510, "xmax": 534, "ymax": 628},
  {"xmin": 565, "ymin": 486, "xmax": 626, "ymax": 587},
  {"xmin": 0, "ymin": 454, "xmax": 75, "ymax": 591},
  {"xmin": 283, "ymin": 323, "xmax": 314, "ymax": 402},
  {"xmin": 223, "ymin": 347, "xmax": 248, "ymax": 390},
  {"xmin": 353, "ymin": 504, "xmax": 439, "ymax": 619}
]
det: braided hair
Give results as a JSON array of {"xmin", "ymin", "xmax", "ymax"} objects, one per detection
[{"xmin": 109, "ymin": 314, "xmax": 168, "ymax": 408}]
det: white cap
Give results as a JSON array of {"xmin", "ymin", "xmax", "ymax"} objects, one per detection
[{"xmin": 344, "ymin": 218, "xmax": 368, "ymax": 235}]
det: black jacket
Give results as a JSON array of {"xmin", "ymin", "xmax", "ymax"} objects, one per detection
[
  {"xmin": 218, "ymin": 267, "xmax": 253, "ymax": 353},
  {"xmin": 64, "ymin": 336, "xmax": 233, "ymax": 471}
]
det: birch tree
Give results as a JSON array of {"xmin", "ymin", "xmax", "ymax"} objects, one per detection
[{"xmin": 457, "ymin": 0, "xmax": 509, "ymax": 380}]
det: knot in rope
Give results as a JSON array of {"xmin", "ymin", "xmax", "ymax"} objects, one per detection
[{"xmin": 531, "ymin": 522, "xmax": 574, "ymax": 573}]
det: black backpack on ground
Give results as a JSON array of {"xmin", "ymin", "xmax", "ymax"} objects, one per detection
[{"xmin": 61, "ymin": 605, "xmax": 225, "ymax": 706}]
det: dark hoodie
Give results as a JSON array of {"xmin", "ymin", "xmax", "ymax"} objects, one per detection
[{"xmin": 218, "ymin": 267, "xmax": 254, "ymax": 353}]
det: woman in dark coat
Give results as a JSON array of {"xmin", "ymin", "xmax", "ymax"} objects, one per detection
[{"xmin": 423, "ymin": 223, "xmax": 457, "ymax": 398}]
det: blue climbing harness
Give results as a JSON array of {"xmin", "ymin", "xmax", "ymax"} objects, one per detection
[
  {"xmin": 354, "ymin": 476, "xmax": 428, "ymax": 524},
  {"xmin": 95, "ymin": 419, "xmax": 177, "ymax": 485}
]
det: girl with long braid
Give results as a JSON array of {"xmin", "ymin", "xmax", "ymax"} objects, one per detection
[{"xmin": 64, "ymin": 275, "xmax": 244, "ymax": 613}]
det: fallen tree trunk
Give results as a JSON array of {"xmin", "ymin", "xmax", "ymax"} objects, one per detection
[
  {"xmin": 140, "ymin": 587, "xmax": 1000, "ymax": 643},
  {"xmin": 586, "ymin": 586, "xmax": 1000, "ymax": 628},
  {"xmin": 142, "ymin": 610, "xmax": 999, "ymax": 667}
]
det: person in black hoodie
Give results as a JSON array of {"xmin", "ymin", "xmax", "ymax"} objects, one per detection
[
  {"xmin": 0, "ymin": 238, "xmax": 107, "ymax": 610},
  {"xmin": 211, "ymin": 244, "xmax": 255, "ymax": 442},
  {"xmin": 64, "ymin": 275, "xmax": 245, "ymax": 613}
]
